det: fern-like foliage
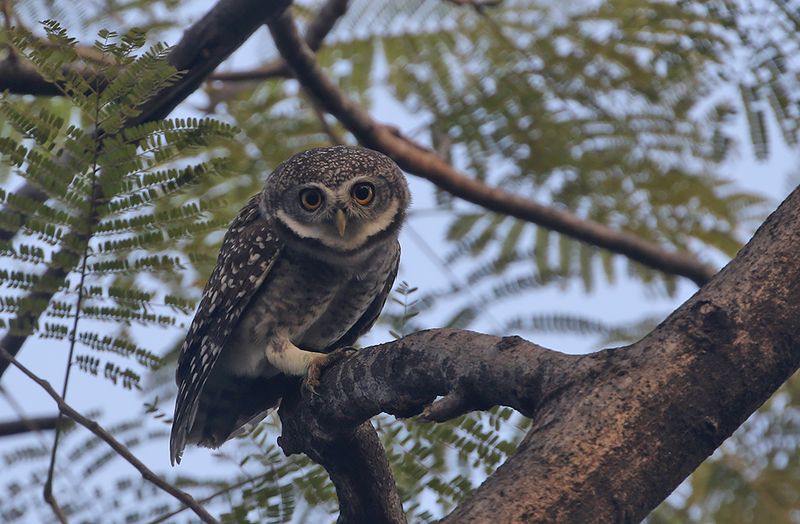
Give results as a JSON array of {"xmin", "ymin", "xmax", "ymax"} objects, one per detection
[
  {"xmin": 1, "ymin": 21, "xmax": 235, "ymax": 376},
  {"xmin": 0, "ymin": 22, "xmax": 237, "ymax": 521}
]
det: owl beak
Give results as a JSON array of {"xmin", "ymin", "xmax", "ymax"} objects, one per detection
[{"xmin": 335, "ymin": 208, "xmax": 347, "ymax": 237}]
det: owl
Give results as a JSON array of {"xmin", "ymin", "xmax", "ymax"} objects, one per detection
[{"xmin": 169, "ymin": 146, "xmax": 410, "ymax": 465}]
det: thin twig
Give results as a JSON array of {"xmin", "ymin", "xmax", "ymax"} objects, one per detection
[
  {"xmin": 147, "ymin": 473, "xmax": 269, "ymax": 524},
  {"xmin": 42, "ymin": 486, "xmax": 68, "ymax": 524},
  {"xmin": 267, "ymin": 11, "xmax": 716, "ymax": 287},
  {"xmin": 0, "ymin": 347, "xmax": 219, "ymax": 524},
  {"xmin": 0, "ymin": 386, "xmax": 95, "ymax": 510},
  {"xmin": 444, "ymin": 0, "xmax": 502, "ymax": 11},
  {"xmin": 2, "ymin": 0, "xmax": 17, "ymax": 65},
  {"xmin": 2, "ymin": 0, "xmax": 12, "ymax": 33},
  {"xmin": 209, "ymin": 59, "xmax": 290, "ymax": 83}
]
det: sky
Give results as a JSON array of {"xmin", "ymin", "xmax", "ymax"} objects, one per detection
[{"xmin": 0, "ymin": 1, "xmax": 798, "ymax": 522}]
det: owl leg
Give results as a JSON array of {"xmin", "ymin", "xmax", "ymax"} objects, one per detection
[
  {"xmin": 265, "ymin": 339, "xmax": 320, "ymax": 376},
  {"xmin": 265, "ymin": 340, "xmax": 356, "ymax": 393}
]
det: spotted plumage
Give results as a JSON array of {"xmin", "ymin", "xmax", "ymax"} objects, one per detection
[{"xmin": 170, "ymin": 146, "xmax": 409, "ymax": 465}]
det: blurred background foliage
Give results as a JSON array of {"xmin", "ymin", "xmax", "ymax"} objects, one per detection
[{"xmin": 1, "ymin": 0, "xmax": 800, "ymax": 522}]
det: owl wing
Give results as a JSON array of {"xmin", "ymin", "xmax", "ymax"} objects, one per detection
[
  {"xmin": 330, "ymin": 242, "xmax": 401, "ymax": 350},
  {"xmin": 170, "ymin": 195, "xmax": 282, "ymax": 465}
]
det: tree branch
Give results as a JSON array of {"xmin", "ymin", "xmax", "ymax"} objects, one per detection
[
  {"xmin": 209, "ymin": 0, "xmax": 349, "ymax": 83},
  {"xmin": 0, "ymin": 415, "xmax": 60, "ymax": 437},
  {"xmin": 0, "ymin": 0, "xmax": 293, "ymax": 380},
  {"xmin": 277, "ymin": 184, "xmax": 800, "ymax": 522},
  {"xmin": 127, "ymin": 0, "xmax": 292, "ymax": 126},
  {"xmin": 0, "ymin": 347, "xmax": 220, "ymax": 524},
  {"xmin": 279, "ymin": 397, "xmax": 406, "ymax": 523},
  {"xmin": 0, "ymin": 58, "xmax": 75, "ymax": 96},
  {"xmin": 267, "ymin": 11, "xmax": 717, "ymax": 287}
]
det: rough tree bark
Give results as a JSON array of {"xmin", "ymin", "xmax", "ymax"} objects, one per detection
[{"xmin": 277, "ymin": 185, "xmax": 800, "ymax": 522}]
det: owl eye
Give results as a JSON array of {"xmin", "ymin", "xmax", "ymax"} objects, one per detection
[
  {"xmin": 351, "ymin": 182, "xmax": 375, "ymax": 206},
  {"xmin": 299, "ymin": 188, "xmax": 323, "ymax": 211}
]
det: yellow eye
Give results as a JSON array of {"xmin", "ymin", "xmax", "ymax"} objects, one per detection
[
  {"xmin": 352, "ymin": 182, "xmax": 375, "ymax": 206},
  {"xmin": 300, "ymin": 188, "xmax": 323, "ymax": 211}
]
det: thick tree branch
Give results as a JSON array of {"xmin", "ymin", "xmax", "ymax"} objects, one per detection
[
  {"xmin": 0, "ymin": 0, "xmax": 292, "ymax": 380},
  {"xmin": 278, "ymin": 185, "xmax": 800, "ymax": 522},
  {"xmin": 267, "ymin": 11, "xmax": 716, "ymax": 287},
  {"xmin": 0, "ymin": 59, "xmax": 76, "ymax": 96},
  {"xmin": 0, "ymin": 347, "xmax": 220, "ymax": 524},
  {"xmin": 277, "ymin": 330, "xmax": 580, "ymax": 521},
  {"xmin": 0, "ymin": 415, "xmax": 60, "ymax": 436},
  {"xmin": 281, "ymin": 330, "xmax": 579, "ymax": 440},
  {"xmin": 278, "ymin": 405, "xmax": 406, "ymax": 524}
]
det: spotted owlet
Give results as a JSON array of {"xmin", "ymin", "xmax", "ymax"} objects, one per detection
[{"xmin": 169, "ymin": 146, "xmax": 410, "ymax": 465}]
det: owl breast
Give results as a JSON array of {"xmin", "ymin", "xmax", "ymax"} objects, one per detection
[{"xmin": 218, "ymin": 240, "xmax": 398, "ymax": 378}]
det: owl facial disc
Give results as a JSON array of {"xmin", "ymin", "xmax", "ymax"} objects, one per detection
[{"xmin": 262, "ymin": 146, "xmax": 410, "ymax": 260}]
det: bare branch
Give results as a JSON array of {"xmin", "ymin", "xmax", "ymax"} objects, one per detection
[
  {"xmin": 276, "ymin": 185, "xmax": 800, "ymax": 522},
  {"xmin": 0, "ymin": 415, "xmax": 60, "ymax": 437},
  {"xmin": 2, "ymin": 0, "xmax": 14, "ymax": 34},
  {"xmin": 444, "ymin": 0, "xmax": 503, "ymax": 12},
  {"xmin": 209, "ymin": 0, "xmax": 350, "ymax": 83},
  {"xmin": 0, "ymin": 347, "xmax": 220, "ymax": 524},
  {"xmin": 209, "ymin": 63, "xmax": 290, "ymax": 82},
  {"xmin": 266, "ymin": 11, "xmax": 717, "ymax": 287},
  {"xmin": 282, "ymin": 330, "xmax": 576, "ymax": 435},
  {"xmin": 307, "ymin": 94, "xmax": 345, "ymax": 145},
  {"xmin": 128, "ymin": 0, "xmax": 291, "ymax": 125}
]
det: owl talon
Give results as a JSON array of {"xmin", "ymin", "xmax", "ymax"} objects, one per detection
[
  {"xmin": 303, "ymin": 347, "xmax": 357, "ymax": 395},
  {"xmin": 303, "ymin": 368, "xmax": 322, "ymax": 396}
]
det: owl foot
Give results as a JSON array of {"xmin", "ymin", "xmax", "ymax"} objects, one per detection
[{"xmin": 303, "ymin": 346, "xmax": 357, "ymax": 395}]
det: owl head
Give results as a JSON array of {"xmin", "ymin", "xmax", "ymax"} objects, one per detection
[{"xmin": 260, "ymin": 146, "xmax": 410, "ymax": 264}]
